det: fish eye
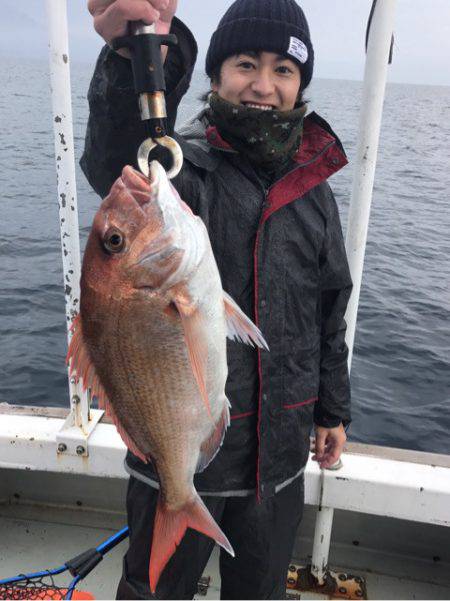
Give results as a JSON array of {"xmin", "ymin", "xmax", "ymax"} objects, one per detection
[{"xmin": 103, "ymin": 228, "xmax": 125, "ymax": 254}]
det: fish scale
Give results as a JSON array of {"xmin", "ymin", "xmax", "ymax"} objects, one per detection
[{"xmin": 113, "ymin": 299, "xmax": 209, "ymax": 467}]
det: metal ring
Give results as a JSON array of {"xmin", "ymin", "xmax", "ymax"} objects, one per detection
[{"xmin": 137, "ymin": 136, "xmax": 183, "ymax": 179}]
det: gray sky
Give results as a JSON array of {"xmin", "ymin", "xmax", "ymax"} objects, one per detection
[{"xmin": 2, "ymin": 0, "xmax": 450, "ymax": 86}]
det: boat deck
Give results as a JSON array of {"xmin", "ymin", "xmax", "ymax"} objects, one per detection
[
  {"xmin": 1, "ymin": 495, "xmax": 449, "ymax": 600},
  {"xmin": 1, "ymin": 411, "xmax": 449, "ymax": 600}
]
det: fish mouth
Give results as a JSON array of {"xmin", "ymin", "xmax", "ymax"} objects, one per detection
[
  {"xmin": 148, "ymin": 160, "xmax": 165, "ymax": 190},
  {"xmin": 142, "ymin": 160, "xmax": 176, "ymax": 217}
]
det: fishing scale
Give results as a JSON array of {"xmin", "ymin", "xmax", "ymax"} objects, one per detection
[{"xmin": 113, "ymin": 22, "xmax": 183, "ymax": 179}]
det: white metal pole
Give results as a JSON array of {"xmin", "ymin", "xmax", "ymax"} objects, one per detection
[
  {"xmin": 45, "ymin": 0, "xmax": 90, "ymax": 433},
  {"xmin": 345, "ymin": 0, "xmax": 397, "ymax": 370},
  {"xmin": 311, "ymin": 506, "xmax": 334, "ymax": 585},
  {"xmin": 309, "ymin": 1, "xmax": 397, "ymax": 583}
]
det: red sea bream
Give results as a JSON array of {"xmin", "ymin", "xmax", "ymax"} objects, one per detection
[{"xmin": 67, "ymin": 162, "xmax": 268, "ymax": 591}]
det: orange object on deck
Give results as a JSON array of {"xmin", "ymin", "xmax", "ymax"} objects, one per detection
[
  {"xmin": 71, "ymin": 592, "xmax": 95, "ymax": 600},
  {"xmin": 0, "ymin": 587, "xmax": 95, "ymax": 600}
]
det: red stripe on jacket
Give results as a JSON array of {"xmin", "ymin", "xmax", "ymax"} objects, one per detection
[{"xmin": 283, "ymin": 397, "xmax": 318, "ymax": 410}]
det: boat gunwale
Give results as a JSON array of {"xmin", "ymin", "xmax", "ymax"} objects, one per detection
[{"xmin": 1, "ymin": 403, "xmax": 449, "ymax": 469}]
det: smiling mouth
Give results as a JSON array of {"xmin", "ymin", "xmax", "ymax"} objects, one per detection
[{"xmin": 242, "ymin": 102, "xmax": 275, "ymax": 111}]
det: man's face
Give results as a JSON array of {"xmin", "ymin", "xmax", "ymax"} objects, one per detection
[{"xmin": 212, "ymin": 51, "xmax": 302, "ymax": 112}]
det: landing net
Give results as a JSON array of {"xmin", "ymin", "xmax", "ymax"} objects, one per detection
[{"xmin": 0, "ymin": 577, "xmax": 91, "ymax": 600}]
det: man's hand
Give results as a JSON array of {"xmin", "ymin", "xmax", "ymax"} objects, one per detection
[
  {"xmin": 312, "ymin": 423, "xmax": 346, "ymax": 469},
  {"xmin": 88, "ymin": 0, "xmax": 178, "ymax": 54}
]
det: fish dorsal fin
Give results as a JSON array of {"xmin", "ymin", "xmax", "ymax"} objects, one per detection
[
  {"xmin": 173, "ymin": 291, "xmax": 212, "ymax": 418},
  {"xmin": 223, "ymin": 291, "xmax": 269, "ymax": 350},
  {"xmin": 66, "ymin": 314, "xmax": 149, "ymax": 463},
  {"xmin": 196, "ymin": 401, "xmax": 230, "ymax": 473}
]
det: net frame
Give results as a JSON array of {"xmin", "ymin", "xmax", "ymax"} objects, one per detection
[{"xmin": 0, "ymin": 527, "xmax": 128, "ymax": 600}]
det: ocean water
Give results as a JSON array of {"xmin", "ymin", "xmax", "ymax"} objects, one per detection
[{"xmin": 1, "ymin": 57, "xmax": 449, "ymax": 455}]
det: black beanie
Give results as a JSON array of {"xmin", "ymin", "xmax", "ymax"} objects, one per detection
[{"xmin": 205, "ymin": 0, "xmax": 314, "ymax": 90}]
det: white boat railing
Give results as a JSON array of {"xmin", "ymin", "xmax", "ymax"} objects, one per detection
[
  {"xmin": 1, "ymin": 408, "xmax": 449, "ymax": 527},
  {"xmin": 313, "ymin": 0, "xmax": 398, "ymax": 583},
  {"xmin": 46, "ymin": 0, "xmax": 104, "ymax": 455}
]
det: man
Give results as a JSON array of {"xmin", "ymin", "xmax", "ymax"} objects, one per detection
[{"xmin": 83, "ymin": 0, "xmax": 352, "ymax": 598}]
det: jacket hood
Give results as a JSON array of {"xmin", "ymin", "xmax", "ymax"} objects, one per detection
[
  {"xmin": 175, "ymin": 108, "xmax": 224, "ymax": 171},
  {"xmin": 177, "ymin": 107, "xmax": 210, "ymax": 145}
]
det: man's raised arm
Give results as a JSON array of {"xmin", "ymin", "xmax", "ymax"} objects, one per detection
[{"xmin": 81, "ymin": 0, "xmax": 197, "ymax": 197}]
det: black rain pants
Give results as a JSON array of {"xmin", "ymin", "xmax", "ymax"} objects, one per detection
[{"xmin": 116, "ymin": 474, "xmax": 304, "ymax": 600}]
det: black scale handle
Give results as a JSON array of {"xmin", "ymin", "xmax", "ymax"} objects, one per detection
[{"xmin": 112, "ymin": 27, "xmax": 178, "ymax": 139}]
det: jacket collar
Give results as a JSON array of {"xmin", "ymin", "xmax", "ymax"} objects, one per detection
[
  {"xmin": 177, "ymin": 109, "xmax": 348, "ymax": 217},
  {"xmin": 262, "ymin": 112, "xmax": 348, "ymax": 223}
]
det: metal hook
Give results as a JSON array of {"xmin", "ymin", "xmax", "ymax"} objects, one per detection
[
  {"xmin": 113, "ymin": 21, "xmax": 182, "ymax": 180},
  {"xmin": 137, "ymin": 136, "xmax": 183, "ymax": 179}
]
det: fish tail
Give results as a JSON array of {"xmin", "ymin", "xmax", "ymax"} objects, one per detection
[{"xmin": 149, "ymin": 492, "xmax": 234, "ymax": 593}]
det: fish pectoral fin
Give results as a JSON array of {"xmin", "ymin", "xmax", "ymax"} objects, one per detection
[
  {"xmin": 196, "ymin": 401, "xmax": 231, "ymax": 473},
  {"xmin": 223, "ymin": 291, "xmax": 270, "ymax": 350},
  {"xmin": 66, "ymin": 314, "xmax": 101, "ymax": 393},
  {"xmin": 174, "ymin": 297, "xmax": 212, "ymax": 418},
  {"xmin": 66, "ymin": 314, "xmax": 149, "ymax": 464}
]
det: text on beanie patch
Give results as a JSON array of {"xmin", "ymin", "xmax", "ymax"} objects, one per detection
[{"xmin": 287, "ymin": 36, "xmax": 308, "ymax": 64}]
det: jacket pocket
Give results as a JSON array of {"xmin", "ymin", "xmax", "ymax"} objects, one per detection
[
  {"xmin": 283, "ymin": 340, "xmax": 320, "ymax": 411},
  {"xmin": 282, "ymin": 396, "xmax": 318, "ymax": 411}
]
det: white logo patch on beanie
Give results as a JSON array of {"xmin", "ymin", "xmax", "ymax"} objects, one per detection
[{"xmin": 287, "ymin": 36, "xmax": 308, "ymax": 64}]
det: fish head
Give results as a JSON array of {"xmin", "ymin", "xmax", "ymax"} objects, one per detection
[{"xmin": 81, "ymin": 162, "xmax": 205, "ymax": 303}]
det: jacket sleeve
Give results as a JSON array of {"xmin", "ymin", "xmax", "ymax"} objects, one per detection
[
  {"xmin": 80, "ymin": 17, "xmax": 198, "ymax": 198},
  {"xmin": 314, "ymin": 183, "xmax": 353, "ymax": 428}
]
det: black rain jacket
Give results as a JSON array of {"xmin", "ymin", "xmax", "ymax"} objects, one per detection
[{"xmin": 80, "ymin": 18, "xmax": 352, "ymax": 501}]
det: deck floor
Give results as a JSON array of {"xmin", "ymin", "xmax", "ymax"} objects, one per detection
[{"xmin": 1, "ymin": 506, "xmax": 450, "ymax": 600}]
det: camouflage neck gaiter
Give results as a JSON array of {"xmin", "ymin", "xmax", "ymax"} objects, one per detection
[{"xmin": 207, "ymin": 92, "xmax": 307, "ymax": 173}]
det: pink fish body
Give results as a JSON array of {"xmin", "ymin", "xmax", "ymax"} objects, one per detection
[{"xmin": 67, "ymin": 162, "xmax": 268, "ymax": 592}]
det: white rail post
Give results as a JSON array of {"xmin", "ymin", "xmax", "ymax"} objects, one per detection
[
  {"xmin": 46, "ymin": 0, "xmax": 102, "ymax": 454},
  {"xmin": 311, "ymin": 506, "xmax": 335, "ymax": 586},
  {"xmin": 344, "ymin": 0, "xmax": 397, "ymax": 370},
  {"xmin": 310, "ymin": 0, "xmax": 397, "ymax": 585}
]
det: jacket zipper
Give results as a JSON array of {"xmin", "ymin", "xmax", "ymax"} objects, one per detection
[
  {"xmin": 254, "ymin": 141, "xmax": 335, "ymax": 498},
  {"xmin": 254, "ymin": 186, "xmax": 268, "ymax": 501}
]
